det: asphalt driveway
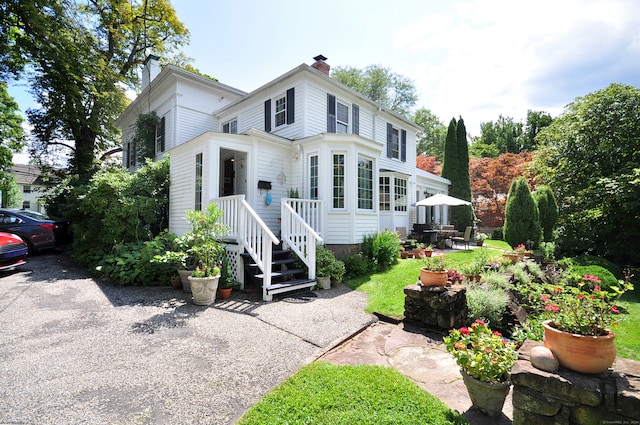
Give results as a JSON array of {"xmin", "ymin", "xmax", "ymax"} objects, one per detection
[{"xmin": 0, "ymin": 251, "xmax": 375, "ymax": 424}]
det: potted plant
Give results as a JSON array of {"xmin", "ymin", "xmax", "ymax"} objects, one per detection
[
  {"xmin": 540, "ymin": 271, "xmax": 633, "ymax": 374},
  {"xmin": 184, "ymin": 204, "xmax": 230, "ymax": 305},
  {"xmin": 411, "ymin": 242, "xmax": 425, "ymax": 257},
  {"xmin": 423, "ymin": 244, "xmax": 434, "ymax": 257},
  {"xmin": 316, "ymin": 244, "xmax": 336, "ymax": 289},
  {"xmin": 419, "ymin": 254, "xmax": 448, "ymax": 286},
  {"xmin": 217, "ymin": 256, "xmax": 236, "ymax": 300},
  {"xmin": 474, "ymin": 232, "xmax": 488, "ymax": 247},
  {"xmin": 444, "ymin": 319, "xmax": 518, "ymax": 416}
]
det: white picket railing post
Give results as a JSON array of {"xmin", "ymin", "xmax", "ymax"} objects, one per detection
[{"xmin": 281, "ymin": 198, "xmax": 323, "ymax": 279}]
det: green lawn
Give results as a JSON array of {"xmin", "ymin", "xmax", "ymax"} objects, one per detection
[{"xmin": 237, "ymin": 362, "xmax": 469, "ymax": 425}]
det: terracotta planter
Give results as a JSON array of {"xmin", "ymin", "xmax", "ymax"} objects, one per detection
[
  {"xmin": 503, "ymin": 253, "xmax": 519, "ymax": 264},
  {"xmin": 423, "ymin": 250, "xmax": 433, "ymax": 257},
  {"xmin": 542, "ymin": 320, "xmax": 616, "ymax": 374},
  {"xmin": 187, "ymin": 275, "xmax": 220, "ymax": 305},
  {"xmin": 476, "ymin": 240, "xmax": 484, "ymax": 247},
  {"xmin": 460, "ymin": 369, "xmax": 511, "ymax": 416},
  {"xmin": 218, "ymin": 287, "xmax": 232, "ymax": 300},
  {"xmin": 170, "ymin": 278, "xmax": 182, "ymax": 290},
  {"xmin": 419, "ymin": 268, "xmax": 448, "ymax": 286},
  {"xmin": 178, "ymin": 269, "xmax": 192, "ymax": 293}
]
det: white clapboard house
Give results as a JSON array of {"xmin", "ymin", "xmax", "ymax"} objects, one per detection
[{"xmin": 116, "ymin": 55, "xmax": 451, "ymax": 300}]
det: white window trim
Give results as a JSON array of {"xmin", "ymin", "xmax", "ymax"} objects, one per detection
[
  {"xmin": 274, "ymin": 94, "xmax": 287, "ymax": 128},
  {"xmin": 331, "ymin": 152, "xmax": 346, "ymax": 210},
  {"xmin": 357, "ymin": 155, "xmax": 374, "ymax": 211}
]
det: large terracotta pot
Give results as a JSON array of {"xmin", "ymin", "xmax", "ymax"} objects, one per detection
[
  {"xmin": 460, "ymin": 369, "xmax": 511, "ymax": 416},
  {"xmin": 542, "ymin": 320, "xmax": 616, "ymax": 374},
  {"xmin": 187, "ymin": 275, "xmax": 220, "ymax": 305},
  {"xmin": 419, "ymin": 268, "xmax": 448, "ymax": 286},
  {"xmin": 503, "ymin": 253, "xmax": 519, "ymax": 264}
]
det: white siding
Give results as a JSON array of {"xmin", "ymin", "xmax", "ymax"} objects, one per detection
[
  {"xmin": 175, "ymin": 106, "xmax": 214, "ymax": 145},
  {"xmin": 169, "ymin": 141, "xmax": 208, "ymax": 236}
]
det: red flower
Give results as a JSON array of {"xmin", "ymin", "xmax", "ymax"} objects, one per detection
[
  {"xmin": 475, "ymin": 319, "xmax": 486, "ymax": 326},
  {"xmin": 577, "ymin": 294, "xmax": 584, "ymax": 299},
  {"xmin": 612, "ymin": 305, "xmax": 620, "ymax": 314},
  {"xmin": 492, "ymin": 331, "xmax": 502, "ymax": 336},
  {"xmin": 460, "ymin": 327, "xmax": 470, "ymax": 335}
]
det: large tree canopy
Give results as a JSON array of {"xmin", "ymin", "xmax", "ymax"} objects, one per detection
[
  {"xmin": 470, "ymin": 111, "xmax": 552, "ymax": 157},
  {"xmin": 533, "ymin": 83, "xmax": 640, "ymax": 264},
  {"xmin": 413, "ymin": 108, "xmax": 447, "ymax": 160},
  {"xmin": 0, "ymin": 0, "xmax": 190, "ymax": 182},
  {"xmin": 0, "ymin": 82, "xmax": 25, "ymax": 168},
  {"xmin": 331, "ymin": 65, "xmax": 418, "ymax": 118}
]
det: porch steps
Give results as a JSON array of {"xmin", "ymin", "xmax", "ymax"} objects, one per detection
[{"xmin": 241, "ymin": 248, "xmax": 316, "ymax": 299}]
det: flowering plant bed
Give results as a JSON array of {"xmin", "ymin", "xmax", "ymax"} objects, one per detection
[{"xmin": 444, "ymin": 319, "xmax": 517, "ymax": 384}]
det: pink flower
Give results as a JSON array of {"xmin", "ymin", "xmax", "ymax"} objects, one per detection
[
  {"xmin": 612, "ymin": 305, "xmax": 620, "ymax": 314},
  {"xmin": 594, "ymin": 285, "xmax": 601, "ymax": 292},
  {"xmin": 475, "ymin": 319, "xmax": 486, "ymax": 326},
  {"xmin": 545, "ymin": 304, "xmax": 559, "ymax": 313},
  {"xmin": 493, "ymin": 331, "xmax": 502, "ymax": 337},
  {"xmin": 459, "ymin": 327, "xmax": 470, "ymax": 335},
  {"xmin": 541, "ymin": 294, "xmax": 550, "ymax": 302}
]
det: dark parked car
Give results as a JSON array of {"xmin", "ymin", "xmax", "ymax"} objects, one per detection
[
  {"xmin": 0, "ymin": 232, "xmax": 28, "ymax": 270},
  {"xmin": 0, "ymin": 209, "xmax": 72, "ymax": 253}
]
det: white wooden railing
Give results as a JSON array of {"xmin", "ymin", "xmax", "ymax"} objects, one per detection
[
  {"xmin": 212, "ymin": 195, "xmax": 279, "ymax": 301},
  {"xmin": 281, "ymin": 198, "xmax": 324, "ymax": 278}
]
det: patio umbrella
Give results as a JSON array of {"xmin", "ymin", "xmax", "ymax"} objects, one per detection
[{"xmin": 415, "ymin": 193, "xmax": 471, "ymax": 207}]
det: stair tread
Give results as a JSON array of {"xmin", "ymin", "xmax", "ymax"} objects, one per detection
[
  {"xmin": 266, "ymin": 279, "xmax": 315, "ymax": 290},
  {"xmin": 255, "ymin": 268, "xmax": 305, "ymax": 279},
  {"xmin": 247, "ymin": 258, "xmax": 296, "ymax": 267}
]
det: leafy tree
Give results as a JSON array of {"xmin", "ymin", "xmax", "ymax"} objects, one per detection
[
  {"xmin": 503, "ymin": 177, "xmax": 541, "ymax": 249},
  {"xmin": 0, "ymin": 82, "xmax": 26, "ymax": 168},
  {"xmin": 523, "ymin": 110, "xmax": 553, "ymax": 152},
  {"xmin": 331, "ymin": 65, "xmax": 418, "ymax": 118},
  {"xmin": 0, "ymin": 0, "xmax": 189, "ymax": 182},
  {"xmin": 470, "ymin": 152, "xmax": 534, "ymax": 227},
  {"xmin": 416, "ymin": 154, "xmax": 441, "ymax": 175},
  {"xmin": 474, "ymin": 115, "xmax": 524, "ymax": 156},
  {"xmin": 442, "ymin": 117, "xmax": 473, "ymax": 229},
  {"xmin": 412, "ymin": 108, "xmax": 446, "ymax": 160},
  {"xmin": 533, "ymin": 83, "xmax": 640, "ymax": 263},
  {"xmin": 0, "ymin": 172, "xmax": 22, "ymax": 207},
  {"xmin": 532, "ymin": 186, "xmax": 558, "ymax": 242}
]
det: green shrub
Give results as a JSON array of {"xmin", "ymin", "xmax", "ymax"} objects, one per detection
[
  {"xmin": 504, "ymin": 177, "xmax": 542, "ymax": 249},
  {"xmin": 567, "ymin": 265, "xmax": 619, "ymax": 291},
  {"xmin": 481, "ymin": 271, "xmax": 510, "ymax": 291},
  {"xmin": 466, "ymin": 285, "xmax": 509, "ymax": 327},
  {"xmin": 371, "ymin": 230, "xmax": 400, "ymax": 271},
  {"xmin": 360, "ymin": 233, "xmax": 376, "ymax": 260},
  {"xmin": 343, "ymin": 252, "xmax": 374, "ymax": 279},
  {"xmin": 491, "ymin": 227, "xmax": 503, "ymax": 240}
]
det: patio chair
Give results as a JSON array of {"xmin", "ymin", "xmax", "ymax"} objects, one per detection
[{"xmin": 452, "ymin": 226, "xmax": 472, "ymax": 249}]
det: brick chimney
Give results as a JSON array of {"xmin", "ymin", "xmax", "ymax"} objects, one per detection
[
  {"xmin": 311, "ymin": 54, "xmax": 330, "ymax": 75},
  {"xmin": 141, "ymin": 54, "xmax": 161, "ymax": 89}
]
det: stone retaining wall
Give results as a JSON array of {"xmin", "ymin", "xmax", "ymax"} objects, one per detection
[
  {"xmin": 403, "ymin": 284, "xmax": 467, "ymax": 330},
  {"xmin": 512, "ymin": 340, "xmax": 640, "ymax": 424}
]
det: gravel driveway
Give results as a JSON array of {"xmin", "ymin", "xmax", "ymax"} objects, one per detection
[{"xmin": 0, "ymin": 251, "xmax": 375, "ymax": 424}]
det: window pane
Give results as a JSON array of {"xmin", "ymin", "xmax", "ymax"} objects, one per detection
[{"xmin": 195, "ymin": 153, "xmax": 203, "ymax": 211}]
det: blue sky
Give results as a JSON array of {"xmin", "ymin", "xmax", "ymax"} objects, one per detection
[{"xmin": 8, "ymin": 0, "xmax": 640, "ymax": 162}]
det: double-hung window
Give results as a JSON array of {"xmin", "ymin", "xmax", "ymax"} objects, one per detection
[
  {"xmin": 336, "ymin": 102, "xmax": 349, "ymax": 133},
  {"xmin": 155, "ymin": 116, "xmax": 165, "ymax": 154},
  {"xmin": 332, "ymin": 154, "xmax": 345, "ymax": 209},
  {"xmin": 275, "ymin": 96, "xmax": 287, "ymax": 127},
  {"xmin": 309, "ymin": 155, "xmax": 318, "ymax": 200},
  {"xmin": 357, "ymin": 156, "xmax": 373, "ymax": 210},
  {"xmin": 386, "ymin": 123, "xmax": 407, "ymax": 162},
  {"xmin": 379, "ymin": 177, "xmax": 390, "ymax": 211},
  {"xmin": 195, "ymin": 153, "xmax": 203, "ymax": 211}
]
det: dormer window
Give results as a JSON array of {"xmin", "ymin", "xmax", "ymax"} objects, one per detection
[{"xmin": 222, "ymin": 119, "xmax": 237, "ymax": 134}]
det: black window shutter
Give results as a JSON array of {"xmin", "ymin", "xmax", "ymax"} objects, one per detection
[
  {"xmin": 327, "ymin": 94, "xmax": 336, "ymax": 133},
  {"xmin": 386, "ymin": 123, "xmax": 393, "ymax": 157},
  {"xmin": 401, "ymin": 129, "xmax": 407, "ymax": 162},
  {"xmin": 264, "ymin": 99, "xmax": 271, "ymax": 132},
  {"xmin": 352, "ymin": 104, "xmax": 359, "ymax": 135},
  {"xmin": 286, "ymin": 88, "xmax": 295, "ymax": 124},
  {"xmin": 160, "ymin": 116, "xmax": 166, "ymax": 152}
]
